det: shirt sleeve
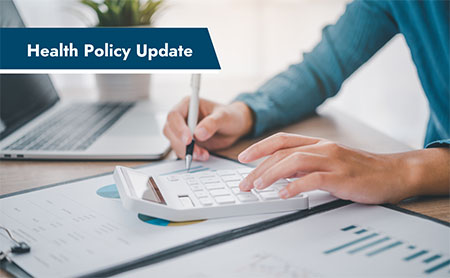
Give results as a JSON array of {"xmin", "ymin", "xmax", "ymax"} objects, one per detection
[
  {"xmin": 425, "ymin": 139, "xmax": 450, "ymax": 148},
  {"xmin": 234, "ymin": 0, "xmax": 399, "ymax": 137}
]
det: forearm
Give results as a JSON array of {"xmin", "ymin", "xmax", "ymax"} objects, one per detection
[
  {"xmin": 402, "ymin": 148, "xmax": 450, "ymax": 197},
  {"xmin": 234, "ymin": 0, "xmax": 398, "ymax": 138}
]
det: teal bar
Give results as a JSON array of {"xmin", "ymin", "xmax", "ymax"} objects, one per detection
[
  {"xmin": 367, "ymin": 241, "xmax": 402, "ymax": 257},
  {"xmin": 404, "ymin": 250, "xmax": 428, "ymax": 261},
  {"xmin": 424, "ymin": 259, "xmax": 450, "ymax": 274},
  {"xmin": 408, "ymin": 245, "xmax": 416, "ymax": 249},
  {"xmin": 423, "ymin": 255, "xmax": 442, "ymax": 263},
  {"xmin": 355, "ymin": 229, "xmax": 367, "ymax": 234},
  {"xmin": 348, "ymin": 237, "xmax": 390, "ymax": 254},
  {"xmin": 324, "ymin": 233, "xmax": 378, "ymax": 254},
  {"xmin": 341, "ymin": 225, "xmax": 357, "ymax": 231}
]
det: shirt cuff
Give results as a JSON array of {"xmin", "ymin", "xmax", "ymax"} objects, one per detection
[
  {"xmin": 233, "ymin": 93, "xmax": 274, "ymax": 138},
  {"xmin": 425, "ymin": 139, "xmax": 450, "ymax": 148}
]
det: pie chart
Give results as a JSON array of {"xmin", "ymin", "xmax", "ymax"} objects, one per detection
[{"xmin": 96, "ymin": 184, "xmax": 205, "ymax": 226}]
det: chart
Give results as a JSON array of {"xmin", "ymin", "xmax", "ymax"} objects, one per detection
[
  {"xmin": 324, "ymin": 224, "xmax": 450, "ymax": 275},
  {"xmin": 96, "ymin": 184, "xmax": 205, "ymax": 227}
]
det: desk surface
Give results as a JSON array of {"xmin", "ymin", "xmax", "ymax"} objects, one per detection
[
  {"xmin": 0, "ymin": 107, "xmax": 448, "ymax": 278},
  {"xmin": 1, "ymin": 107, "xmax": 448, "ymax": 223}
]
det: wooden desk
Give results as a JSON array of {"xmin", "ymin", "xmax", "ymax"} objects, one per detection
[
  {"xmin": 0, "ymin": 107, "xmax": 448, "ymax": 277},
  {"xmin": 1, "ymin": 107, "xmax": 448, "ymax": 223}
]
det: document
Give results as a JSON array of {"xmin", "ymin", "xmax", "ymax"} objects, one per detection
[
  {"xmin": 0, "ymin": 156, "xmax": 336, "ymax": 277},
  {"xmin": 117, "ymin": 203, "xmax": 450, "ymax": 278}
]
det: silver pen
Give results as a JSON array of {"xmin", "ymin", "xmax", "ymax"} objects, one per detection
[{"xmin": 185, "ymin": 74, "xmax": 201, "ymax": 171}]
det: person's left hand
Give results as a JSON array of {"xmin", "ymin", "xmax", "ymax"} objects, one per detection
[{"xmin": 238, "ymin": 132, "xmax": 418, "ymax": 204}]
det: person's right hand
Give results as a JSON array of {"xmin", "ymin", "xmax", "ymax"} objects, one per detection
[{"xmin": 163, "ymin": 97, "xmax": 254, "ymax": 161}]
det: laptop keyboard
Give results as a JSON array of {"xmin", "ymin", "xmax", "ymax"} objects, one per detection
[{"xmin": 4, "ymin": 102, "xmax": 134, "ymax": 151}]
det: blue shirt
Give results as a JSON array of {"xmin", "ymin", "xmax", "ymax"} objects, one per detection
[{"xmin": 234, "ymin": 0, "xmax": 449, "ymax": 148}]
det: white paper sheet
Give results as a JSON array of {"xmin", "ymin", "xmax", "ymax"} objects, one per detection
[
  {"xmin": 117, "ymin": 203, "xmax": 450, "ymax": 278},
  {"xmin": 0, "ymin": 156, "xmax": 336, "ymax": 277}
]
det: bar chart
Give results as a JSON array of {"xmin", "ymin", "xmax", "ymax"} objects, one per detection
[{"xmin": 324, "ymin": 225, "xmax": 450, "ymax": 275}]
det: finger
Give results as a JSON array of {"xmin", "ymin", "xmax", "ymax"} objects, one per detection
[
  {"xmin": 166, "ymin": 111, "xmax": 192, "ymax": 145},
  {"xmin": 254, "ymin": 152, "xmax": 328, "ymax": 190},
  {"xmin": 278, "ymin": 172, "xmax": 330, "ymax": 199},
  {"xmin": 194, "ymin": 109, "xmax": 226, "ymax": 142},
  {"xmin": 163, "ymin": 124, "xmax": 187, "ymax": 159},
  {"xmin": 193, "ymin": 145, "xmax": 210, "ymax": 161},
  {"xmin": 239, "ymin": 149, "xmax": 292, "ymax": 191},
  {"xmin": 238, "ymin": 133, "xmax": 320, "ymax": 163}
]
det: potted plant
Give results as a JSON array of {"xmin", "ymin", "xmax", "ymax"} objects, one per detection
[{"xmin": 79, "ymin": 0, "xmax": 164, "ymax": 101}]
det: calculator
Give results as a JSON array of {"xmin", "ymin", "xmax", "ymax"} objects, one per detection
[{"xmin": 113, "ymin": 166, "xmax": 309, "ymax": 222}]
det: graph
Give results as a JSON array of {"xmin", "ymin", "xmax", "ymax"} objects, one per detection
[
  {"xmin": 96, "ymin": 184, "xmax": 205, "ymax": 227},
  {"xmin": 138, "ymin": 213, "xmax": 204, "ymax": 227},
  {"xmin": 159, "ymin": 165, "xmax": 210, "ymax": 176},
  {"xmin": 96, "ymin": 184, "xmax": 120, "ymax": 199},
  {"xmin": 324, "ymin": 225, "xmax": 450, "ymax": 275}
]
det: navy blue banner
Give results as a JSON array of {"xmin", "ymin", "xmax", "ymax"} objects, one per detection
[{"xmin": 0, "ymin": 28, "xmax": 220, "ymax": 70}]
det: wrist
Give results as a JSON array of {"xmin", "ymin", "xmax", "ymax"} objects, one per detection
[{"xmin": 401, "ymin": 148, "xmax": 450, "ymax": 197}]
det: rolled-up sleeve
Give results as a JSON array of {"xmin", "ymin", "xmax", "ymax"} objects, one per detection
[{"xmin": 234, "ymin": 0, "xmax": 399, "ymax": 137}]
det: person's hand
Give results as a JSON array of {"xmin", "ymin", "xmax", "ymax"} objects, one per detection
[
  {"xmin": 238, "ymin": 132, "xmax": 449, "ymax": 204},
  {"xmin": 163, "ymin": 97, "xmax": 254, "ymax": 160}
]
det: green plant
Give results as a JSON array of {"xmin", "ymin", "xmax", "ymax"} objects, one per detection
[{"xmin": 80, "ymin": 0, "xmax": 164, "ymax": 27}]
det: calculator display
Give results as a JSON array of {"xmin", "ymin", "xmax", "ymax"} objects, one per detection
[{"xmin": 142, "ymin": 176, "xmax": 167, "ymax": 205}]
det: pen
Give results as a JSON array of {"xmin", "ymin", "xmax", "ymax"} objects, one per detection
[{"xmin": 185, "ymin": 74, "xmax": 201, "ymax": 171}]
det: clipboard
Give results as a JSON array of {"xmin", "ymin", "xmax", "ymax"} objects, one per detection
[{"xmin": 1, "ymin": 155, "xmax": 448, "ymax": 278}]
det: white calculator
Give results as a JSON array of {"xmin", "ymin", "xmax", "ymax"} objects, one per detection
[{"xmin": 113, "ymin": 166, "xmax": 309, "ymax": 222}]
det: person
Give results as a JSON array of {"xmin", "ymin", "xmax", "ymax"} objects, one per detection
[{"xmin": 163, "ymin": 0, "xmax": 449, "ymax": 204}]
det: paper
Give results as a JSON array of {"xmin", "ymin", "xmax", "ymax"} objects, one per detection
[
  {"xmin": 0, "ymin": 156, "xmax": 336, "ymax": 277},
  {"xmin": 117, "ymin": 203, "xmax": 450, "ymax": 278}
]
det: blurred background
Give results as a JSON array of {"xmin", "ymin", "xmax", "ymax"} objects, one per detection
[{"xmin": 14, "ymin": 0, "xmax": 429, "ymax": 149}]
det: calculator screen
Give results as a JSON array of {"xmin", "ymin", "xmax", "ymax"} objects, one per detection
[
  {"xmin": 142, "ymin": 176, "xmax": 167, "ymax": 205},
  {"xmin": 122, "ymin": 168, "xmax": 167, "ymax": 205}
]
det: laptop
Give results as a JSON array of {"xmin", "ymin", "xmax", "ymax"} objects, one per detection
[{"xmin": 0, "ymin": 0, "xmax": 170, "ymax": 160}]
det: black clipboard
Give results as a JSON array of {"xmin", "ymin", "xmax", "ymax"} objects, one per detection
[{"xmin": 1, "ymin": 155, "xmax": 448, "ymax": 278}]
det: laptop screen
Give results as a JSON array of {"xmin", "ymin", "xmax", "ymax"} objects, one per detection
[{"xmin": 0, "ymin": 0, "xmax": 59, "ymax": 139}]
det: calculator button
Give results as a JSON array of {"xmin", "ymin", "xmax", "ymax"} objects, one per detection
[
  {"xmin": 194, "ymin": 191, "xmax": 209, "ymax": 198},
  {"xmin": 200, "ymin": 177, "xmax": 221, "ymax": 184},
  {"xmin": 209, "ymin": 189, "xmax": 230, "ymax": 197},
  {"xmin": 214, "ymin": 195, "xmax": 235, "ymax": 204},
  {"xmin": 186, "ymin": 179, "xmax": 199, "ymax": 185},
  {"xmin": 237, "ymin": 168, "xmax": 252, "ymax": 174},
  {"xmin": 241, "ymin": 174, "xmax": 249, "ymax": 178},
  {"xmin": 166, "ymin": 175, "xmax": 179, "ymax": 181},
  {"xmin": 178, "ymin": 196, "xmax": 194, "ymax": 208},
  {"xmin": 189, "ymin": 185, "xmax": 203, "ymax": 191},
  {"xmin": 231, "ymin": 187, "xmax": 241, "ymax": 194},
  {"xmin": 226, "ymin": 181, "xmax": 240, "ymax": 188},
  {"xmin": 198, "ymin": 197, "xmax": 213, "ymax": 206},
  {"xmin": 236, "ymin": 193, "xmax": 258, "ymax": 202},
  {"xmin": 221, "ymin": 175, "xmax": 241, "ymax": 182},
  {"xmin": 255, "ymin": 187, "xmax": 275, "ymax": 193},
  {"xmin": 216, "ymin": 170, "xmax": 235, "ymax": 176},
  {"xmin": 205, "ymin": 183, "xmax": 225, "ymax": 190},
  {"xmin": 259, "ymin": 191, "xmax": 281, "ymax": 200},
  {"xmin": 197, "ymin": 174, "xmax": 216, "ymax": 179}
]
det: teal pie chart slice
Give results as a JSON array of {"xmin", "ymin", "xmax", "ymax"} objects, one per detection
[
  {"xmin": 96, "ymin": 184, "xmax": 205, "ymax": 226},
  {"xmin": 96, "ymin": 184, "xmax": 120, "ymax": 199}
]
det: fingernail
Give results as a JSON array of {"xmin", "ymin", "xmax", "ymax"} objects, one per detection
[
  {"xmin": 240, "ymin": 180, "xmax": 251, "ymax": 190},
  {"xmin": 254, "ymin": 178, "xmax": 264, "ymax": 189},
  {"xmin": 193, "ymin": 152, "xmax": 200, "ymax": 160},
  {"xmin": 196, "ymin": 127, "xmax": 208, "ymax": 140},
  {"xmin": 238, "ymin": 151, "xmax": 248, "ymax": 162},
  {"xmin": 279, "ymin": 188, "xmax": 290, "ymax": 199}
]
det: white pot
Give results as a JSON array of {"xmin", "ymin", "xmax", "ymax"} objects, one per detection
[{"xmin": 95, "ymin": 74, "xmax": 151, "ymax": 101}]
